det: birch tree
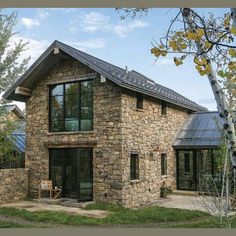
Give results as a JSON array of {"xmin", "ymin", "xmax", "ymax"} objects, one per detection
[{"xmin": 118, "ymin": 8, "xmax": 236, "ymax": 181}]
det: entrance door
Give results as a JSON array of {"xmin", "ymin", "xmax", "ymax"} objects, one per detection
[
  {"xmin": 177, "ymin": 150, "xmax": 196, "ymax": 190},
  {"xmin": 49, "ymin": 148, "xmax": 93, "ymax": 201},
  {"xmin": 176, "ymin": 149, "xmax": 215, "ymax": 191}
]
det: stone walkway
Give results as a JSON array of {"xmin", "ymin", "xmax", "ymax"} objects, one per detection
[
  {"xmin": 0, "ymin": 201, "xmax": 108, "ymax": 218},
  {"xmin": 153, "ymin": 194, "xmax": 236, "ymax": 216}
]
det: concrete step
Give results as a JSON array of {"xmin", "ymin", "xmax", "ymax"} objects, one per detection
[
  {"xmin": 61, "ymin": 200, "xmax": 94, "ymax": 209},
  {"xmin": 172, "ymin": 190, "xmax": 199, "ymax": 196},
  {"xmin": 33, "ymin": 198, "xmax": 62, "ymax": 205}
]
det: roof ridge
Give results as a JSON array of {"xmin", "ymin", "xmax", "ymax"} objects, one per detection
[{"xmin": 55, "ymin": 40, "xmax": 127, "ymax": 74}]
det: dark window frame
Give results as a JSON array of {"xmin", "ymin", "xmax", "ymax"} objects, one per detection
[
  {"xmin": 130, "ymin": 154, "xmax": 139, "ymax": 180},
  {"xmin": 136, "ymin": 93, "xmax": 143, "ymax": 109},
  {"xmin": 48, "ymin": 79, "xmax": 93, "ymax": 132},
  {"xmin": 184, "ymin": 153, "xmax": 190, "ymax": 172},
  {"xmin": 161, "ymin": 101, "xmax": 167, "ymax": 116},
  {"xmin": 161, "ymin": 153, "xmax": 167, "ymax": 175}
]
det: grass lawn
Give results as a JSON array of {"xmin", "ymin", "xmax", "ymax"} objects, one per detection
[{"xmin": 0, "ymin": 203, "xmax": 233, "ymax": 228}]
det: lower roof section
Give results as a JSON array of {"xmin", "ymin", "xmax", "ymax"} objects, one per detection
[{"xmin": 173, "ymin": 111, "xmax": 224, "ymax": 149}]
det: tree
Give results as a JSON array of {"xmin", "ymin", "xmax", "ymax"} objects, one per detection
[
  {"xmin": 117, "ymin": 7, "xmax": 236, "ymax": 180},
  {"xmin": 0, "ymin": 9, "xmax": 29, "ymax": 166},
  {"xmin": 117, "ymin": 8, "xmax": 236, "ymax": 227},
  {"xmin": 0, "ymin": 9, "xmax": 30, "ymax": 93}
]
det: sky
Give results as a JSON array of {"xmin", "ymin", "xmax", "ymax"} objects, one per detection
[{"xmin": 3, "ymin": 8, "xmax": 231, "ymax": 111}]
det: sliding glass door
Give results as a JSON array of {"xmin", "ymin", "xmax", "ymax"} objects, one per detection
[{"xmin": 49, "ymin": 148, "xmax": 93, "ymax": 201}]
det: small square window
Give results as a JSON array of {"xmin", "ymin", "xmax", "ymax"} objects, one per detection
[
  {"xmin": 136, "ymin": 93, "xmax": 143, "ymax": 109},
  {"xmin": 161, "ymin": 101, "xmax": 167, "ymax": 115},
  {"xmin": 130, "ymin": 154, "xmax": 139, "ymax": 180},
  {"xmin": 161, "ymin": 154, "xmax": 167, "ymax": 175}
]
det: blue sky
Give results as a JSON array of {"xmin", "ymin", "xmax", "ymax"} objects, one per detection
[{"xmin": 4, "ymin": 8, "xmax": 230, "ymax": 111}]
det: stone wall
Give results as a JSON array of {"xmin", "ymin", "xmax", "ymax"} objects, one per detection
[
  {"xmin": 0, "ymin": 168, "xmax": 28, "ymax": 204},
  {"xmin": 25, "ymin": 56, "xmax": 191, "ymax": 208},
  {"xmin": 120, "ymin": 89, "xmax": 189, "ymax": 208},
  {"xmin": 25, "ymin": 58, "xmax": 123, "ymax": 204}
]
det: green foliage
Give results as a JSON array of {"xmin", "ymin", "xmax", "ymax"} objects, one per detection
[
  {"xmin": 0, "ymin": 105, "xmax": 16, "ymax": 159},
  {"xmin": 0, "ymin": 9, "xmax": 30, "ymax": 93}
]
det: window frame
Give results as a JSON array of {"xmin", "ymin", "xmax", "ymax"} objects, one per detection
[
  {"xmin": 161, "ymin": 101, "xmax": 167, "ymax": 116},
  {"xmin": 130, "ymin": 153, "xmax": 139, "ymax": 180},
  {"xmin": 184, "ymin": 153, "xmax": 190, "ymax": 172},
  {"xmin": 136, "ymin": 93, "xmax": 143, "ymax": 110},
  {"xmin": 161, "ymin": 153, "xmax": 167, "ymax": 175},
  {"xmin": 48, "ymin": 79, "xmax": 93, "ymax": 132}
]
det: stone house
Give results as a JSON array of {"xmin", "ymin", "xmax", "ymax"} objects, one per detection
[{"xmin": 3, "ymin": 40, "xmax": 223, "ymax": 208}]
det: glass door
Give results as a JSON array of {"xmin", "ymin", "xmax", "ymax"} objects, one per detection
[
  {"xmin": 78, "ymin": 148, "xmax": 93, "ymax": 201},
  {"xmin": 177, "ymin": 150, "xmax": 196, "ymax": 190},
  {"xmin": 49, "ymin": 148, "xmax": 93, "ymax": 201}
]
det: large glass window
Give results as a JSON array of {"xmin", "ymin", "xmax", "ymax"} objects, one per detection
[{"xmin": 49, "ymin": 80, "xmax": 93, "ymax": 132}]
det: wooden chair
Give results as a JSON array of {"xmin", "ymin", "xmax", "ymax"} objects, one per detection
[{"xmin": 39, "ymin": 180, "xmax": 53, "ymax": 199}]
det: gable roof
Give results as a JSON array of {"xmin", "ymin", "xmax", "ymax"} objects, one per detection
[
  {"xmin": 3, "ymin": 40, "xmax": 207, "ymax": 112},
  {"xmin": 173, "ymin": 111, "xmax": 223, "ymax": 149},
  {"xmin": 4, "ymin": 104, "xmax": 25, "ymax": 119}
]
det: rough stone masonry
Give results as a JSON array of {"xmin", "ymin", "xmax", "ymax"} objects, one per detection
[{"xmin": 25, "ymin": 57, "xmax": 189, "ymax": 208}]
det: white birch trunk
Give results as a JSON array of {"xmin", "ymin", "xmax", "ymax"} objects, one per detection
[
  {"xmin": 182, "ymin": 8, "xmax": 236, "ymax": 180},
  {"xmin": 231, "ymin": 8, "xmax": 236, "ymax": 27}
]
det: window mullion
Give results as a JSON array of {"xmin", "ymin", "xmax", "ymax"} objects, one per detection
[
  {"xmin": 79, "ymin": 82, "xmax": 81, "ymax": 131},
  {"xmin": 63, "ymin": 84, "xmax": 66, "ymax": 131}
]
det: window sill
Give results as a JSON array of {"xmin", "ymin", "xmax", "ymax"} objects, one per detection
[
  {"xmin": 136, "ymin": 108, "xmax": 144, "ymax": 112},
  {"xmin": 130, "ymin": 179, "xmax": 140, "ymax": 184},
  {"xmin": 47, "ymin": 131, "xmax": 95, "ymax": 136}
]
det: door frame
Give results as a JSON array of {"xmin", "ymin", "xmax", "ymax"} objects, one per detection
[
  {"xmin": 49, "ymin": 147, "xmax": 93, "ymax": 202},
  {"xmin": 176, "ymin": 149, "xmax": 215, "ymax": 191}
]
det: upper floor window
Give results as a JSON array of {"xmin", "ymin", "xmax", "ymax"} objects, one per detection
[
  {"xmin": 161, "ymin": 101, "xmax": 167, "ymax": 116},
  {"xmin": 49, "ymin": 80, "xmax": 93, "ymax": 132},
  {"xmin": 136, "ymin": 93, "xmax": 143, "ymax": 109}
]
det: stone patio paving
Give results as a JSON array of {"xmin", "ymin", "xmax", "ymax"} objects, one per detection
[
  {"xmin": 0, "ymin": 194, "xmax": 235, "ymax": 217},
  {"xmin": 0, "ymin": 201, "xmax": 108, "ymax": 218}
]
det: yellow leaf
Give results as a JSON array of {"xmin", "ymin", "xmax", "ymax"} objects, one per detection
[
  {"xmin": 231, "ymin": 26, "xmax": 236, "ymax": 36},
  {"xmin": 204, "ymin": 41, "xmax": 212, "ymax": 49},
  {"xmin": 180, "ymin": 43, "xmax": 187, "ymax": 49},
  {"xmin": 174, "ymin": 57, "xmax": 183, "ymax": 66},
  {"xmin": 196, "ymin": 29, "xmax": 205, "ymax": 38},
  {"xmin": 161, "ymin": 50, "xmax": 167, "ymax": 57},
  {"xmin": 229, "ymin": 48, "xmax": 236, "ymax": 57},
  {"xmin": 169, "ymin": 41, "xmax": 178, "ymax": 51}
]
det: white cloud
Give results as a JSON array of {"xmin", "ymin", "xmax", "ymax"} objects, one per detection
[
  {"xmin": 71, "ymin": 12, "xmax": 110, "ymax": 33},
  {"xmin": 70, "ymin": 39, "xmax": 106, "ymax": 51},
  {"xmin": 113, "ymin": 20, "xmax": 149, "ymax": 38},
  {"xmin": 37, "ymin": 9, "xmax": 49, "ymax": 19},
  {"xmin": 70, "ymin": 12, "xmax": 148, "ymax": 38},
  {"xmin": 113, "ymin": 25, "xmax": 130, "ymax": 38},
  {"xmin": 129, "ymin": 20, "xmax": 149, "ymax": 29},
  {"xmin": 21, "ymin": 17, "xmax": 40, "ymax": 29}
]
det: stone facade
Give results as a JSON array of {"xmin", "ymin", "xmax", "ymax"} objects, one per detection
[
  {"xmin": 0, "ymin": 168, "xmax": 28, "ymax": 204},
  {"xmin": 25, "ymin": 57, "xmax": 190, "ymax": 208},
  {"xmin": 120, "ymin": 89, "xmax": 189, "ymax": 208},
  {"xmin": 25, "ymin": 58, "xmax": 123, "ymax": 204}
]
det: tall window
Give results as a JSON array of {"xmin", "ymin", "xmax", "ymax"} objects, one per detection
[
  {"xmin": 161, "ymin": 101, "xmax": 167, "ymax": 115},
  {"xmin": 184, "ymin": 153, "xmax": 190, "ymax": 172},
  {"xmin": 136, "ymin": 93, "xmax": 143, "ymax": 109},
  {"xmin": 49, "ymin": 80, "xmax": 93, "ymax": 132},
  {"xmin": 130, "ymin": 154, "xmax": 139, "ymax": 180},
  {"xmin": 161, "ymin": 154, "xmax": 167, "ymax": 175}
]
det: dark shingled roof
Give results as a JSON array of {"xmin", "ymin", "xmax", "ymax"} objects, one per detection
[
  {"xmin": 173, "ymin": 111, "xmax": 224, "ymax": 149},
  {"xmin": 3, "ymin": 40, "xmax": 207, "ymax": 112}
]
